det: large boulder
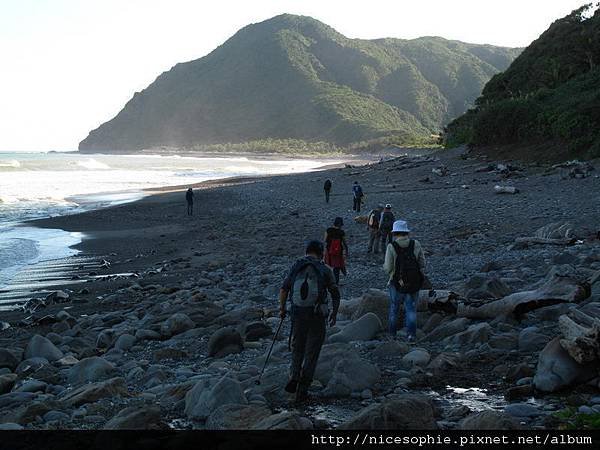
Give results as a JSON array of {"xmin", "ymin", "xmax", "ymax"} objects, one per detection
[
  {"xmin": 206, "ymin": 404, "xmax": 272, "ymax": 429},
  {"xmin": 533, "ymin": 338, "xmax": 597, "ymax": 392},
  {"xmin": 243, "ymin": 322, "xmax": 272, "ymax": 342},
  {"xmin": 60, "ymin": 377, "xmax": 128, "ymax": 407},
  {"xmin": 0, "ymin": 349, "xmax": 19, "ymax": 372},
  {"xmin": 0, "ymin": 374, "xmax": 17, "ymax": 395},
  {"xmin": 424, "ymin": 318, "xmax": 469, "ymax": 342},
  {"xmin": 339, "ymin": 394, "xmax": 437, "ymax": 429},
  {"xmin": 24, "ymin": 335, "xmax": 64, "ymax": 362},
  {"xmin": 518, "ymin": 327, "xmax": 550, "ymax": 352},
  {"xmin": 251, "ymin": 412, "xmax": 311, "ymax": 430},
  {"xmin": 207, "ymin": 327, "xmax": 244, "ymax": 358},
  {"xmin": 104, "ymin": 406, "xmax": 164, "ymax": 429},
  {"xmin": 161, "ymin": 313, "xmax": 194, "ymax": 337},
  {"xmin": 184, "ymin": 376, "xmax": 247, "ymax": 420},
  {"xmin": 314, "ymin": 344, "xmax": 361, "ymax": 386},
  {"xmin": 329, "ymin": 313, "xmax": 382, "ymax": 343},
  {"xmin": 113, "ymin": 334, "xmax": 136, "ymax": 351},
  {"xmin": 323, "ymin": 357, "xmax": 380, "ymax": 397},
  {"xmin": 67, "ymin": 356, "xmax": 116, "ymax": 385},
  {"xmin": 402, "ymin": 348, "xmax": 431, "ymax": 367},
  {"xmin": 464, "ymin": 275, "xmax": 512, "ymax": 299},
  {"xmin": 351, "ymin": 289, "xmax": 389, "ymax": 327},
  {"xmin": 459, "ymin": 410, "xmax": 520, "ymax": 429}
]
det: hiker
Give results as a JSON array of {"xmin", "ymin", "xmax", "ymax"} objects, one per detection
[
  {"xmin": 324, "ymin": 217, "xmax": 349, "ymax": 284},
  {"xmin": 379, "ymin": 204, "xmax": 396, "ymax": 247},
  {"xmin": 352, "ymin": 181, "xmax": 364, "ymax": 212},
  {"xmin": 323, "ymin": 179, "xmax": 332, "ymax": 203},
  {"xmin": 185, "ymin": 187, "xmax": 194, "ymax": 216},
  {"xmin": 279, "ymin": 240, "xmax": 340, "ymax": 402},
  {"xmin": 367, "ymin": 204, "xmax": 384, "ymax": 254},
  {"xmin": 383, "ymin": 220, "xmax": 426, "ymax": 342}
]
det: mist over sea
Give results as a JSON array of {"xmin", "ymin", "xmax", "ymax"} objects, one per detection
[{"xmin": 0, "ymin": 151, "xmax": 334, "ymax": 289}]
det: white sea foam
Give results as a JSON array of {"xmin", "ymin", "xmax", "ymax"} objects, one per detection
[{"xmin": 77, "ymin": 158, "xmax": 111, "ymax": 170}]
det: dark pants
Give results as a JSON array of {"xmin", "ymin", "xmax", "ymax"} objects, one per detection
[
  {"xmin": 325, "ymin": 190, "xmax": 330, "ymax": 203},
  {"xmin": 290, "ymin": 309, "xmax": 327, "ymax": 390},
  {"xmin": 186, "ymin": 202, "xmax": 193, "ymax": 216},
  {"xmin": 353, "ymin": 197, "xmax": 361, "ymax": 212},
  {"xmin": 333, "ymin": 267, "xmax": 341, "ymax": 284},
  {"xmin": 380, "ymin": 230, "xmax": 392, "ymax": 248}
]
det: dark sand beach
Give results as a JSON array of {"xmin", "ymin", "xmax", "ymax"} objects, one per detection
[{"xmin": 0, "ymin": 148, "xmax": 599, "ymax": 429}]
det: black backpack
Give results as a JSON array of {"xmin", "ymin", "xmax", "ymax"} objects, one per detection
[
  {"xmin": 392, "ymin": 240, "xmax": 423, "ymax": 293},
  {"xmin": 324, "ymin": 180, "xmax": 332, "ymax": 191},
  {"xmin": 380, "ymin": 211, "xmax": 395, "ymax": 231}
]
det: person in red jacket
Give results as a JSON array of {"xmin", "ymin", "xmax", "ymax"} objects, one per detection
[{"xmin": 324, "ymin": 217, "xmax": 349, "ymax": 284}]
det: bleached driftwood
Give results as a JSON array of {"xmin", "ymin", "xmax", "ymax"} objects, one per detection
[
  {"xmin": 494, "ymin": 185, "xmax": 519, "ymax": 194},
  {"xmin": 418, "ymin": 289, "xmax": 460, "ymax": 314},
  {"xmin": 516, "ymin": 222, "xmax": 576, "ymax": 246},
  {"xmin": 558, "ymin": 312, "xmax": 600, "ymax": 364},
  {"xmin": 455, "ymin": 272, "xmax": 590, "ymax": 320}
]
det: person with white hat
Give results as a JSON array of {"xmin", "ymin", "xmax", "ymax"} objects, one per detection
[{"xmin": 383, "ymin": 220, "xmax": 426, "ymax": 342}]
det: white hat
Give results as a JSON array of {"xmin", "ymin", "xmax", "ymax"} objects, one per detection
[
  {"xmin": 385, "ymin": 204, "xmax": 392, "ymax": 209},
  {"xmin": 392, "ymin": 220, "xmax": 410, "ymax": 233}
]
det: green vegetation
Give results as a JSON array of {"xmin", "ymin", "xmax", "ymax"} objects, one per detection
[
  {"xmin": 79, "ymin": 14, "xmax": 519, "ymax": 154},
  {"xmin": 446, "ymin": 4, "xmax": 600, "ymax": 158},
  {"xmin": 554, "ymin": 407, "xmax": 600, "ymax": 429}
]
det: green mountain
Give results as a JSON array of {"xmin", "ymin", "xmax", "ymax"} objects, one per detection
[
  {"xmin": 79, "ymin": 14, "xmax": 520, "ymax": 153},
  {"xmin": 446, "ymin": 4, "xmax": 600, "ymax": 159}
]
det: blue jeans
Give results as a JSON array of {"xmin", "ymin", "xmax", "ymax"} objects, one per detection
[{"xmin": 388, "ymin": 285, "xmax": 418, "ymax": 338}]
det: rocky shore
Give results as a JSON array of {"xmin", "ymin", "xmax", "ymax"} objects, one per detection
[{"xmin": 0, "ymin": 148, "xmax": 599, "ymax": 430}]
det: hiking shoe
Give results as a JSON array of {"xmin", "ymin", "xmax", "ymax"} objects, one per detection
[
  {"xmin": 407, "ymin": 335, "xmax": 416, "ymax": 343},
  {"xmin": 295, "ymin": 388, "xmax": 309, "ymax": 403},
  {"xmin": 284, "ymin": 379, "xmax": 298, "ymax": 394}
]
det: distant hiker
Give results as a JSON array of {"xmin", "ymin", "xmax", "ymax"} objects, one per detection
[
  {"xmin": 352, "ymin": 181, "xmax": 364, "ymax": 212},
  {"xmin": 367, "ymin": 204, "xmax": 384, "ymax": 254},
  {"xmin": 383, "ymin": 220, "xmax": 426, "ymax": 342},
  {"xmin": 323, "ymin": 179, "xmax": 332, "ymax": 203},
  {"xmin": 324, "ymin": 217, "xmax": 349, "ymax": 284},
  {"xmin": 379, "ymin": 204, "xmax": 396, "ymax": 247},
  {"xmin": 185, "ymin": 188, "xmax": 194, "ymax": 216},
  {"xmin": 279, "ymin": 240, "xmax": 340, "ymax": 402}
]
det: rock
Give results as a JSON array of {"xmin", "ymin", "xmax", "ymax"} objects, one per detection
[
  {"xmin": 329, "ymin": 313, "xmax": 382, "ymax": 343},
  {"xmin": 46, "ymin": 290, "xmax": 70, "ymax": 303},
  {"xmin": 207, "ymin": 327, "xmax": 244, "ymax": 358},
  {"xmin": 24, "ymin": 334, "xmax": 64, "ymax": 362},
  {"xmin": 402, "ymin": 348, "xmax": 431, "ymax": 367},
  {"xmin": 68, "ymin": 357, "xmax": 116, "ymax": 384},
  {"xmin": 206, "ymin": 404, "xmax": 271, "ymax": 429},
  {"xmin": 494, "ymin": 185, "xmax": 519, "ymax": 194},
  {"xmin": 15, "ymin": 357, "xmax": 49, "ymax": 375},
  {"xmin": 422, "ymin": 313, "xmax": 444, "ymax": 333},
  {"xmin": 427, "ymin": 353, "xmax": 460, "ymax": 373},
  {"xmin": 161, "ymin": 313, "xmax": 195, "ymax": 337},
  {"xmin": 152, "ymin": 347, "xmax": 188, "ymax": 362},
  {"xmin": 505, "ymin": 363, "xmax": 535, "ymax": 383},
  {"xmin": 184, "ymin": 376, "xmax": 247, "ymax": 420},
  {"xmin": 323, "ymin": 357, "xmax": 381, "ymax": 397},
  {"xmin": 135, "ymin": 329, "xmax": 161, "ymax": 341},
  {"xmin": 518, "ymin": 327, "xmax": 549, "ymax": 352},
  {"xmin": 489, "ymin": 332, "xmax": 519, "ymax": 350},
  {"xmin": 104, "ymin": 406, "xmax": 164, "ymax": 429},
  {"xmin": 0, "ymin": 349, "xmax": 19, "ymax": 372},
  {"xmin": 96, "ymin": 329, "xmax": 117, "ymax": 349},
  {"xmin": 372, "ymin": 340, "xmax": 409, "ymax": 358},
  {"xmin": 533, "ymin": 338, "xmax": 597, "ymax": 392},
  {"xmin": 0, "ymin": 392, "xmax": 37, "ymax": 409},
  {"xmin": 114, "ymin": 334, "xmax": 136, "ymax": 351},
  {"xmin": 251, "ymin": 412, "xmax": 309, "ymax": 430},
  {"xmin": 445, "ymin": 323, "xmax": 492, "ymax": 346},
  {"xmin": 504, "ymin": 403, "xmax": 542, "ymax": 418},
  {"xmin": 425, "ymin": 318, "xmax": 469, "ymax": 341},
  {"xmin": 0, "ymin": 374, "xmax": 17, "ymax": 394},
  {"xmin": 459, "ymin": 410, "xmax": 520, "ymax": 429},
  {"xmin": 0, "ymin": 423, "xmax": 24, "ymax": 430},
  {"xmin": 14, "ymin": 380, "xmax": 47, "ymax": 393},
  {"xmin": 43, "ymin": 410, "xmax": 70, "ymax": 422},
  {"xmin": 351, "ymin": 289, "xmax": 389, "ymax": 327},
  {"xmin": 243, "ymin": 322, "xmax": 272, "ymax": 342},
  {"xmin": 314, "ymin": 344, "xmax": 361, "ymax": 386},
  {"xmin": 465, "ymin": 275, "xmax": 512, "ymax": 299},
  {"xmin": 60, "ymin": 377, "xmax": 128, "ymax": 407},
  {"xmin": 339, "ymin": 394, "xmax": 437, "ymax": 429},
  {"xmin": 505, "ymin": 385, "xmax": 534, "ymax": 401}
]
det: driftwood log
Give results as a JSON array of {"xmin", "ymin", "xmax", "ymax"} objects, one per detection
[
  {"xmin": 515, "ymin": 222, "xmax": 576, "ymax": 246},
  {"xmin": 558, "ymin": 311, "xmax": 600, "ymax": 364},
  {"xmin": 453, "ymin": 270, "xmax": 591, "ymax": 320}
]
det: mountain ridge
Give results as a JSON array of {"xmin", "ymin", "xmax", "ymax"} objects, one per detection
[{"xmin": 79, "ymin": 14, "xmax": 521, "ymax": 153}]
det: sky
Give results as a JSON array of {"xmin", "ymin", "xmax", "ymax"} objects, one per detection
[{"xmin": 0, "ymin": 0, "xmax": 591, "ymax": 152}]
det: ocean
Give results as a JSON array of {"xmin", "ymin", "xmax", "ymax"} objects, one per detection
[{"xmin": 0, "ymin": 151, "xmax": 335, "ymax": 296}]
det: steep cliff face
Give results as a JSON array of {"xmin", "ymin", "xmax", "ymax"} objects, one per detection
[{"xmin": 79, "ymin": 14, "xmax": 520, "ymax": 153}]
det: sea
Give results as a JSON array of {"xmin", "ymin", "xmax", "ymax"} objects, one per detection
[{"xmin": 0, "ymin": 151, "xmax": 337, "ymax": 302}]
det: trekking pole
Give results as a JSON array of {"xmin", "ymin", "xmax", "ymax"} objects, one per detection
[{"xmin": 255, "ymin": 317, "xmax": 285, "ymax": 385}]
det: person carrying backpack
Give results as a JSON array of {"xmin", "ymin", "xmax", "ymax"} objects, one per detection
[
  {"xmin": 352, "ymin": 181, "xmax": 364, "ymax": 212},
  {"xmin": 367, "ymin": 204, "xmax": 384, "ymax": 254},
  {"xmin": 383, "ymin": 220, "xmax": 426, "ymax": 342},
  {"xmin": 324, "ymin": 217, "xmax": 349, "ymax": 284},
  {"xmin": 379, "ymin": 204, "xmax": 395, "ymax": 247},
  {"xmin": 279, "ymin": 240, "xmax": 340, "ymax": 402},
  {"xmin": 323, "ymin": 179, "xmax": 332, "ymax": 203},
  {"xmin": 185, "ymin": 188, "xmax": 194, "ymax": 216}
]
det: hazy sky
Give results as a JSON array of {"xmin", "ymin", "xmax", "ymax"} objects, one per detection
[{"xmin": 0, "ymin": 0, "xmax": 590, "ymax": 152}]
